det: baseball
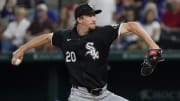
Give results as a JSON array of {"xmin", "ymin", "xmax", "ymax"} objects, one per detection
[{"xmin": 15, "ymin": 59, "xmax": 22, "ymax": 66}]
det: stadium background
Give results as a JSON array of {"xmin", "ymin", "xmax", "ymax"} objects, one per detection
[{"xmin": 0, "ymin": 0, "xmax": 180, "ymax": 101}]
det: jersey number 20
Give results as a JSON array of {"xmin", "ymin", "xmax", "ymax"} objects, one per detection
[{"xmin": 66, "ymin": 51, "xmax": 76, "ymax": 62}]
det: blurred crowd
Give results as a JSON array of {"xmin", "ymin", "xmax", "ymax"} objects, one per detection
[{"xmin": 0, "ymin": 0, "xmax": 180, "ymax": 53}]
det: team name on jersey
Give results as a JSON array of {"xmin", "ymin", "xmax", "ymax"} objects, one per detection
[{"xmin": 85, "ymin": 42, "xmax": 99, "ymax": 60}]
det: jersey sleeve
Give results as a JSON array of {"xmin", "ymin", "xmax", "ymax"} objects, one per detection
[
  {"xmin": 103, "ymin": 23, "xmax": 124, "ymax": 44},
  {"xmin": 51, "ymin": 30, "xmax": 64, "ymax": 48}
]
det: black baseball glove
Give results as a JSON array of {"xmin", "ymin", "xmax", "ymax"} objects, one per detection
[{"xmin": 141, "ymin": 49, "xmax": 164, "ymax": 76}]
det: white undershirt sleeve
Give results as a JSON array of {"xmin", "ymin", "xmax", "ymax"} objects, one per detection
[
  {"xmin": 49, "ymin": 32, "xmax": 53, "ymax": 45},
  {"xmin": 117, "ymin": 23, "xmax": 124, "ymax": 39}
]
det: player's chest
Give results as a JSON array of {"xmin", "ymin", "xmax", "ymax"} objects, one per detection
[
  {"xmin": 63, "ymin": 37, "xmax": 99, "ymax": 52},
  {"xmin": 63, "ymin": 33, "xmax": 103, "ymax": 51},
  {"xmin": 61, "ymin": 34, "xmax": 104, "ymax": 61}
]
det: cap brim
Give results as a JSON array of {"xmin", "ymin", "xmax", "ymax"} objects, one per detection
[
  {"xmin": 88, "ymin": 10, "xmax": 102, "ymax": 15},
  {"xmin": 76, "ymin": 9, "xmax": 102, "ymax": 19},
  {"xmin": 94, "ymin": 10, "xmax": 102, "ymax": 14}
]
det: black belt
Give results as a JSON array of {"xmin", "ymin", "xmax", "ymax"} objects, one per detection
[
  {"xmin": 72, "ymin": 85, "xmax": 103, "ymax": 96},
  {"xmin": 88, "ymin": 88, "xmax": 103, "ymax": 96}
]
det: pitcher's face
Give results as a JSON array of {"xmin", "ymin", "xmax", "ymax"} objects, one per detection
[{"xmin": 78, "ymin": 14, "xmax": 96, "ymax": 30}]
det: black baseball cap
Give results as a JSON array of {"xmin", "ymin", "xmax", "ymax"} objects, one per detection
[{"xmin": 75, "ymin": 4, "xmax": 102, "ymax": 19}]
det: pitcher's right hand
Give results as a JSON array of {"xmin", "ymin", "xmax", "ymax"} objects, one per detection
[{"xmin": 11, "ymin": 48, "xmax": 25, "ymax": 66}]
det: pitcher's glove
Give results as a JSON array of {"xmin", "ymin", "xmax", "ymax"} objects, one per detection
[{"xmin": 141, "ymin": 49, "xmax": 164, "ymax": 76}]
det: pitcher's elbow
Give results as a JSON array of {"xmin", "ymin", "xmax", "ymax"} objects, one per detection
[{"xmin": 126, "ymin": 22, "xmax": 140, "ymax": 32}]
